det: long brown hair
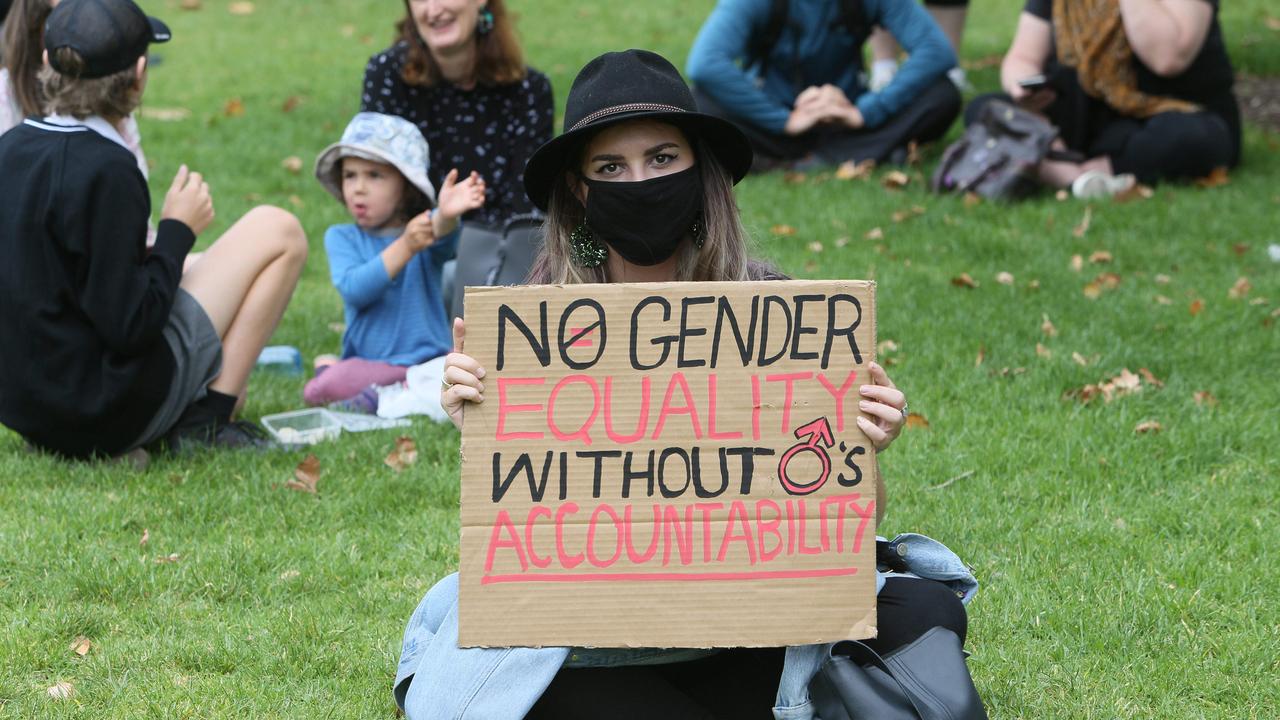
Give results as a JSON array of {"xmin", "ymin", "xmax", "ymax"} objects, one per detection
[
  {"xmin": 529, "ymin": 136, "xmax": 752, "ymax": 285},
  {"xmin": 394, "ymin": 0, "xmax": 525, "ymax": 87},
  {"xmin": 2, "ymin": 0, "xmax": 53, "ymax": 117}
]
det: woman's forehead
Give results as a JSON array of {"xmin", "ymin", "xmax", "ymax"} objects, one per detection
[{"xmin": 584, "ymin": 120, "xmax": 691, "ymax": 156}]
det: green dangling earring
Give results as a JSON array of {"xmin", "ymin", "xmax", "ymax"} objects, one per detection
[
  {"xmin": 570, "ymin": 223, "xmax": 608, "ymax": 268},
  {"xmin": 476, "ymin": 8, "xmax": 495, "ymax": 35}
]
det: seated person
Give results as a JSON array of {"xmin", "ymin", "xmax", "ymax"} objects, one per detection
[
  {"xmin": 968, "ymin": 0, "xmax": 1240, "ymax": 196},
  {"xmin": 686, "ymin": 0, "xmax": 961, "ymax": 170},
  {"xmin": 304, "ymin": 112, "xmax": 484, "ymax": 411},
  {"xmin": 0, "ymin": 0, "xmax": 308, "ymax": 458}
]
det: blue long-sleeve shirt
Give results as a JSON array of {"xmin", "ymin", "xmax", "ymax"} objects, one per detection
[
  {"xmin": 325, "ymin": 222, "xmax": 458, "ymax": 366},
  {"xmin": 686, "ymin": 0, "xmax": 956, "ymax": 132}
]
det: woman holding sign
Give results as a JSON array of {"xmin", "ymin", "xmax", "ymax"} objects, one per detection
[{"xmin": 397, "ymin": 50, "xmax": 981, "ymax": 719}]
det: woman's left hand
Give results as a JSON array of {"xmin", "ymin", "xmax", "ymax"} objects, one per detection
[{"xmin": 856, "ymin": 362, "xmax": 907, "ymax": 452}]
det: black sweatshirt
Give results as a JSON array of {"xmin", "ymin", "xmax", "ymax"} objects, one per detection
[{"xmin": 0, "ymin": 118, "xmax": 196, "ymax": 457}]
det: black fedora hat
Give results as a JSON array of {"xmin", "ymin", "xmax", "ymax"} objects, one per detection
[{"xmin": 523, "ymin": 49, "xmax": 753, "ymax": 211}]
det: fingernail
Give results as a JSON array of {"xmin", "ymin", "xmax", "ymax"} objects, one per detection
[
  {"xmin": 857, "ymin": 416, "xmax": 870, "ymax": 425},
  {"xmin": 859, "ymin": 400, "xmax": 871, "ymax": 410},
  {"xmin": 859, "ymin": 386, "xmax": 873, "ymax": 395},
  {"xmin": 476, "ymin": 367, "xmax": 486, "ymax": 378},
  {"xmin": 477, "ymin": 383, "xmax": 485, "ymax": 393}
]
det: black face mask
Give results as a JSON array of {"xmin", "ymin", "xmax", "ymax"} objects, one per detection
[{"xmin": 582, "ymin": 167, "xmax": 701, "ymax": 266}]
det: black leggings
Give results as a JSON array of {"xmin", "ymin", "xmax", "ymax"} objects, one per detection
[{"xmin": 524, "ymin": 577, "xmax": 966, "ymax": 720}]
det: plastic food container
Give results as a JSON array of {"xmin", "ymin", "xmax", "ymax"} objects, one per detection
[{"xmin": 261, "ymin": 408, "xmax": 343, "ymax": 445}]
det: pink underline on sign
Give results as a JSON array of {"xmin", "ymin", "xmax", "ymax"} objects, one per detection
[{"xmin": 480, "ymin": 567, "xmax": 858, "ymax": 585}]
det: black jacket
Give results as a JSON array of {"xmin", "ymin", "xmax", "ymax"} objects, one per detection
[{"xmin": 0, "ymin": 119, "xmax": 195, "ymax": 457}]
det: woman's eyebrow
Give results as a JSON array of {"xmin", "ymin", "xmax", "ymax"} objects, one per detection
[
  {"xmin": 645, "ymin": 142, "xmax": 680, "ymax": 155},
  {"xmin": 589, "ymin": 153, "xmax": 625, "ymax": 163}
]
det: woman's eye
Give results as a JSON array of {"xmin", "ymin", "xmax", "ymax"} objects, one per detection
[
  {"xmin": 596, "ymin": 163, "xmax": 620, "ymax": 175},
  {"xmin": 653, "ymin": 153, "xmax": 674, "ymax": 166}
]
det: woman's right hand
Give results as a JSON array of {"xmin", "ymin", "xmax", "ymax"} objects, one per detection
[
  {"xmin": 442, "ymin": 318, "xmax": 485, "ymax": 431},
  {"xmin": 161, "ymin": 164, "xmax": 215, "ymax": 236}
]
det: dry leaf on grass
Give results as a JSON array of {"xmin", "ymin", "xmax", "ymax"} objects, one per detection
[
  {"xmin": 996, "ymin": 271, "xmax": 1014, "ymax": 286},
  {"xmin": 770, "ymin": 224, "xmax": 796, "ymax": 236},
  {"xmin": 154, "ymin": 553, "xmax": 182, "ymax": 564},
  {"xmin": 1154, "ymin": 294, "xmax": 1173, "ymax": 305},
  {"xmin": 223, "ymin": 98, "xmax": 245, "ymax": 117},
  {"xmin": 139, "ymin": 528, "xmax": 149, "ymax": 547},
  {"xmin": 1228, "ymin": 277, "xmax": 1252, "ymax": 299},
  {"xmin": 1112, "ymin": 183, "xmax": 1153, "ymax": 203},
  {"xmin": 1026, "ymin": 279, "xmax": 1041, "ymax": 290},
  {"xmin": 340, "ymin": 23, "xmax": 356, "ymax": 37},
  {"xmin": 1194, "ymin": 166, "xmax": 1230, "ymax": 188},
  {"xmin": 962, "ymin": 192, "xmax": 982, "ymax": 208},
  {"xmin": 1035, "ymin": 343, "xmax": 1052, "ymax": 359},
  {"xmin": 281, "ymin": 96, "xmax": 302, "ymax": 113},
  {"xmin": 281, "ymin": 156, "xmax": 303, "ymax": 174},
  {"xmin": 905, "ymin": 413, "xmax": 930, "ymax": 429},
  {"xmin": 228, "ymin": 1, "xmax": 255, "ymax": 14},
  {"xmin": 1134, "ymin": 420, "xmax": 1163, "ymax": 434},
  {"xmin": 835, "ymin": 159, "xmax": 875, "ymax": 180},
  {"xmin": 892, "ymin": 206, "xmax": 926, "ymax": 223},
  {"xmin": 385, "ymin": 436, "xmax": 419, "ymax": 472},
  {"xmin": 287, "ymin": 454, "xmax": 320, "ymax": 494},
  {"xmin": 288, "ymin": 195, "xmax": 305, "ymax": 209},
  {"xmin": 877, "ymin": 340, "xmax": 899, "ymax": 355},
  {"xmin": 1064, "ymin": 367, "xmax": 1158, "ymax": 404},
  {"xmin": 1155, "ymin": 274, "xmax": 1172, "ymax": 285},
  {"xmin": 1089, "ymin": 250, "xmax": 1113, "ymax": 264},
  {"xmin": 1193, "ymin": 390, "xmax": 1219, "ymax": 407},
  {"xmin": 1138, "ymin": 368, "xmax": 1165, "ymax": 388},
  {"xmin": 47, "ymin": 681, "xmax": 75, "ymax": 700},
  {"xmin": 783, "ymin": 171, "xmax": 808, "ymax": 185},
  {"xmin": 806, "ymin": 241, "xmax": 824, "ymax": 253},
  {"xmin": 1083, "ymin": 272, "xmax": 1122, "ymax": 299},
  {"xmin": 864, "ymin": 227, "xmax": 884, "ymax": 240},
  {"xmin": 1072, "ymin": 207, "xmax": 1093, "ymax": 237},
  {"xmin": 1070, "ymin": 254, "xmax": 1084, "ymax": 272},
  {"xmin": 70, "ymin": 636, "xmax": 92, "ymax": 657},
  {"xmin": 1055, "ymin": 189, "xmax": 1069, "ymax": 201},
  {"xmin": 833, "ymin": 237, "xmax": 850, "ymax": 248},
  {"xmin": 881, "ymin": 170, "xmax": 910, "ymax": 189},
  {"xmin": 951, "ymin": 273, "xmax": 979, "ymax": 289},
  {"xmin": 1231, "ymin": 243, "xmax": 1250, "ymax": 257},
  {"xmin": 141, "ymin": 106, "xmax": 192, "ymax": 121},
  {"xmin": 180, "ymin": 0, "xmax": 202, "ymax": 9},
  {"xmin": 1041, "ymin": 313, "xmax": 1058, "ymax": 337},
  {"xmin": 975, "ymin": 345, "xmax": 985, "ymax": 367},
  {"xmin": 1189, "ymin": 298, "xmax": 1205, "ymax": 316},
  {"xmin": 1071, "ymin": 351, "xmax": 1093, "ymax": 367},
  {"xmin": 1266, "ymin": 15, "xmax": 1280, "ymax": 30},
  {"xmin": 279, "ymin": 569, "xmax": 301, "ymax": 580}
]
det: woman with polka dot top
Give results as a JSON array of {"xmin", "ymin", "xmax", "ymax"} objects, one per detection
[{"xmin": 361, "ymin": 0, "xmax": 553, "ymax": 230}]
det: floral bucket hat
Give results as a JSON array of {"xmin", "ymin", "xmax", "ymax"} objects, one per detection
[{"xmin": 315, "ymin": 112, "xmax": 436, "ymax": 206}]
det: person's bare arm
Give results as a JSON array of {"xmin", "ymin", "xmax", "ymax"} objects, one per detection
[
  {"xmin": 1119, "ymin": 0, "xmax": 1214, "ymax": 77},
  {"xmin": 1001, "ymin": 12, "xmax": 1054, "ymax": 100}
]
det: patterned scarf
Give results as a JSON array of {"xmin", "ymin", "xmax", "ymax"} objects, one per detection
[{"xmin": 1053, "ymin": 0, "xmax": 1199, "ymax": 117}]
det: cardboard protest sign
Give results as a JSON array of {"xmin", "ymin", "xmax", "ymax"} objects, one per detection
[{"xmin": 458, "ymin": 280, "xmax": 878, "ymax": 648}]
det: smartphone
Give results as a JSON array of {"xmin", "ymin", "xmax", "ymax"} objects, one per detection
[{"xmin": 1018, "ymin": 74, "xmax": 1050, "ymax": 91}]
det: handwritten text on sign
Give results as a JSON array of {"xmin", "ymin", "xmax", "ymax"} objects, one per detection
[{"xmin": 459, "ymin": 281, "xmax": 878, "ymax": 648}]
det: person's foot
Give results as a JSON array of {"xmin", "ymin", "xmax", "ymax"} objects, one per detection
[
  {"xmin": 157, "ymin": 417, "xmax": 292, "ymax": 453},
  {"xmin": 1071, "ymin": 170, "xmax": 1136, "ymax": 199},
  {"xmin": 327, "ymin": 385, "xmax": 379, "ymax": 415}
]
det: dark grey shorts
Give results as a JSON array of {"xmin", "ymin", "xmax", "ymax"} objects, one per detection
[{"xmin": 129, "ymin": 288, "xmax": 223, "ymax": 449}]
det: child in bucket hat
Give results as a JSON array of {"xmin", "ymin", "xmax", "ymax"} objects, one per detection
[{"xmin": 305, "ymin": 112, "xmax": 485, "ymax": 411}]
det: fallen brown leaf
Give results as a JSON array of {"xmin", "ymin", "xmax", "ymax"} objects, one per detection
[
  {"xmin": 1041, "ymin": 313, "xmax": 1058, "ymax": 337},
  {"xmin": 1071, "ymin": 351, "xmax": 1092, "ymax": 367},
  {"xmin": 1189, "ymin": 298, "xmax": 1205, "ymax": 316},
  {"xmin": 877, "ymin": 340, "xmax": 899, "ymax": 354},
  {"xmin": 1070, "ymin": 254, "xmax": 1084, "ymax": 272},
  {"xmin": 47, "ymin": 681, "xmax": 75, "ymax": 700},
  {"xmin": 996, "ymin": 271, "xmax": 1014, "ymax": 286},
  {"xmin": 1194, "ymin": 166, "xmax": 1230, "ymax": 188},
  {"xmin": 288, "ymin": 194, "xmax": 305, "ymax": 208},
  {"xmin": 1134, "ymin": 420, "xmax": 1163, "ymax": 434},
  {"xmin": 287, "ymin": 454, "xmax": 320, "ymax": 494},
  {"xmin": 1228, "ymin": 277, "xmax": 1252, "ymax": 299},
  {"xmin": 962, "ymin": 192, "xmax": 982, "ymax": 208},
  {"xmin": 340, "ymin": 23, "xmax": 356, "ymax": 37},
  {"xmin": 1154, "ymin": 294, "xmax": 1173, "ymax": 305},
  {"xmin": 1138, "ymin": 368, "xmax": 1165, "ymax": 388},
  {"xmin": 1035, "ymin": 343, "xmax": 1052, "ymax": 359},
  {"xmin": 1267, "ymin": 15, "xmax": 1280, "ymax": 31},
  {"xmin": 281, "ymin": 96, "xmax": 302, "ymax": 113},
  {"xmin": 1231, "ymin": 243, "xmax": 1250, "ymax": 256},
  {"xmin": 1055, "ymin": 189, "xmax": 1069, "ymax": 202},
  {"xmin": 864, "ymin": 227, "xmax": 884, "ymax": 240},
  {"xmin": 835, "ymin": 159, "xmax": 875, "ymax": 180},
  {"xmin": 1026, "ymin": 279, "xmax": 1041, "ymax": 290},
  {"xmin": 279, "ymin": 569, "xmax": 301, "ymax": 580},
  {"xmin": 975, "ymin": 345, "xmax": 985, "ymax": 367},
  {"xmin": 228, "ymin": 1, "xmax": 255, "ymax": 15},
  {"xmin": 806, "ymin": 241, "xmax": 824, "ymax": 253},
  {"xmin": 1192, "ymin": 390, "xmax": 1219, "ymax": 407},
  {"xmin": 1072, "ymin": 206, "xmax": 1093, "ymax": 237},
  {"xmin": 385, "ymin": 436, "xmax": 419, "ymax": 472},
  {"xmin": 139, "ymin": 528, "xmax": 149, "ymax": 547},
  {"xmin": 833, "ymin": 236, "xmax": 850, "ymax": 248},
  {"xmin": 140, "ymin": 106, "xmax": 192, "ymax": 121},
  {"xmin": 1154, "ymin": 274, "xmax": 1172, "ymax": 285},
  {"xmin": 1112, "ymin": 183, "xmax": 1153, "ymax": 203},
  {"xmin": 770, "ymin": 224, "xmax": 796, "ymax": 236},
  {"xmin": 881, "ymin": 170, "xmax": 910, "ymax": 190},
  {"xmin": 281, "ymin": 156, "xmax": 303, "ymax": 174},
  {"xmin": 783, "ymin": 171, "xmax": 808, "ymax": 185},
  {"xmin": 1065, "ymin": 368, "xmax": 1156, "ymax": 404},
  {"xmin": 905, "ymin": 413, "xmax": 930, "ymax": 429},
  {"xmin": 1089, "ymin": 250, "xmax": 1113, "ymax": 264},
  {"xmin": 951, "ymin": 273, "xmax": 979, "ymax": 289},
  {"xmin": 180, "ymin": 0, "xmax": 202, "ymax": 8},
  {"xmin": 154, "ymin": 553, "xmax": 181, "ymax": 564},
  {"xmin": 224, "ymin": 97, "xmax": 245, "ymax": 117},
  {"xmin": 70, "ymin": 636, "xmax": 92, "ymax": 657}
]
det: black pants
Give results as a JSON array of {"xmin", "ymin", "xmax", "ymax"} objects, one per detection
[
  {"xmin": 524, "ymin": 577, "xmax": 967, "ymax": 720},
  {"xmin": 694, "ymin": 78, "xmax": 961, "ymax": 170},
  {"xmin": 965, "ymin": 69, "xmax": 1240, "ymax": 184}
]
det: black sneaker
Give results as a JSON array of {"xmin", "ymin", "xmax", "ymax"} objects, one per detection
[{"xmin": 156, "ymin": 418, "xmax": 295, "ymax": 453}]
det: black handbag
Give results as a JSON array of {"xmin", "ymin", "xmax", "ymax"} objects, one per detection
[
  {"xmin": 445, "ymin": 213, "xmax": 544, "ymax": 319},
  {"xmin": 809, "ymin": 627, "xmax": 987, "ymax": 720},
  {"xmin": 930, "ymin": 99, "xmax": 1065, "ymax": 201}
]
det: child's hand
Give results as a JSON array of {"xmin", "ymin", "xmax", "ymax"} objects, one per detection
[
  {"xmin": 161, "ymin": 164, "xmax": 215, "ymax": 235},
  {"xmin": 436, "ymin": 168, "xmax": 486, "ymax": 221},
  {"xmin": 403, "ymin": 210, "xmax": 436, "ymax": 253}
]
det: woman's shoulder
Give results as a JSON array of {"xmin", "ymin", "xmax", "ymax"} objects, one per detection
[{"xmin": 366, "ymin": 41, "xmax": 411, "ymax": 73}]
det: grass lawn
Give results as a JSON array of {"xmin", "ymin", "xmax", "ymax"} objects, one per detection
[{"xmin": 2, "ymin": 0, "xmax": 1278, "ymax": 716}]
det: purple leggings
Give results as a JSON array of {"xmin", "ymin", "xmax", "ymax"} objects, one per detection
[{"xmin": 303, "ymin": 358, "xmax": 408, "ymax": 405}]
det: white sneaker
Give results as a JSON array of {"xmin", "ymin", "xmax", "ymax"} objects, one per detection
[
  {"xmin": 947, "ymin": 66, "xmax": 971, "ymax": 92},
  {"xmin": 1071, "ymin": 170, "xmax": 1136, "ymax": 199},
  {"xmin": 869, "ymin": 59, "xmax": 898, "ymax": 92}
]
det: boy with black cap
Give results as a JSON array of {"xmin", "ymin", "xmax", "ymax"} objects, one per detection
[{"xmin": 0, "ymin": 0, "xmax": 309, "ymax": 459}]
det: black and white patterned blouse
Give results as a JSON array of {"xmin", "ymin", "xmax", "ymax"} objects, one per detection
[{"xmin": 361, "ymin": 42, "xmax": 555, "ymax": 228}]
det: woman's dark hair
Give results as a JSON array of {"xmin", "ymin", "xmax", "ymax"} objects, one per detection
[
  {"xmin": 394, "ymin": 0, "xmax": 526, "ymax": 87},
  {"xmin": 2, "ymin": 0, "xmax": 54, "ymax": 117}
]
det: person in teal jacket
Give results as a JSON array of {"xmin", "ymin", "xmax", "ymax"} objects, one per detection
[{"xmin": 686, "ymin": 0, "xmax": 961, "ymax": 169}]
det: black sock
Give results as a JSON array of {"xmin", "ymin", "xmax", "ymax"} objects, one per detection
[{"xmin": 202, "ymin": 390, "xmax": 238, "ymax": 426}]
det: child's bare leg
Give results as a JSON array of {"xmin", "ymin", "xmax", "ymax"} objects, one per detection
[
  {"xmin": 179, "ymin": 205, "xmax": 308, "ymax": 406},
  {"xmin": 1037, "ymin": 154, "xmax": 1113, "ymax": 189}
]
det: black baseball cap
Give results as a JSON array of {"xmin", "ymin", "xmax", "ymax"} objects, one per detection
[{"xmin": 44, "ymin": 0, "xmax": 171, "ymax": 79}]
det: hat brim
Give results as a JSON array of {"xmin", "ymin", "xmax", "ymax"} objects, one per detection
[
  {"xmin": 523, "ymin": 110, "xmax": 753, "ymax": 212},
  {"xmin": 148, "ymin": 17, "xmax": 172, "ymax": 44},
  {"xmin": 315, "ymin": 142, "xmax": 438, "ymax": 208}
]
